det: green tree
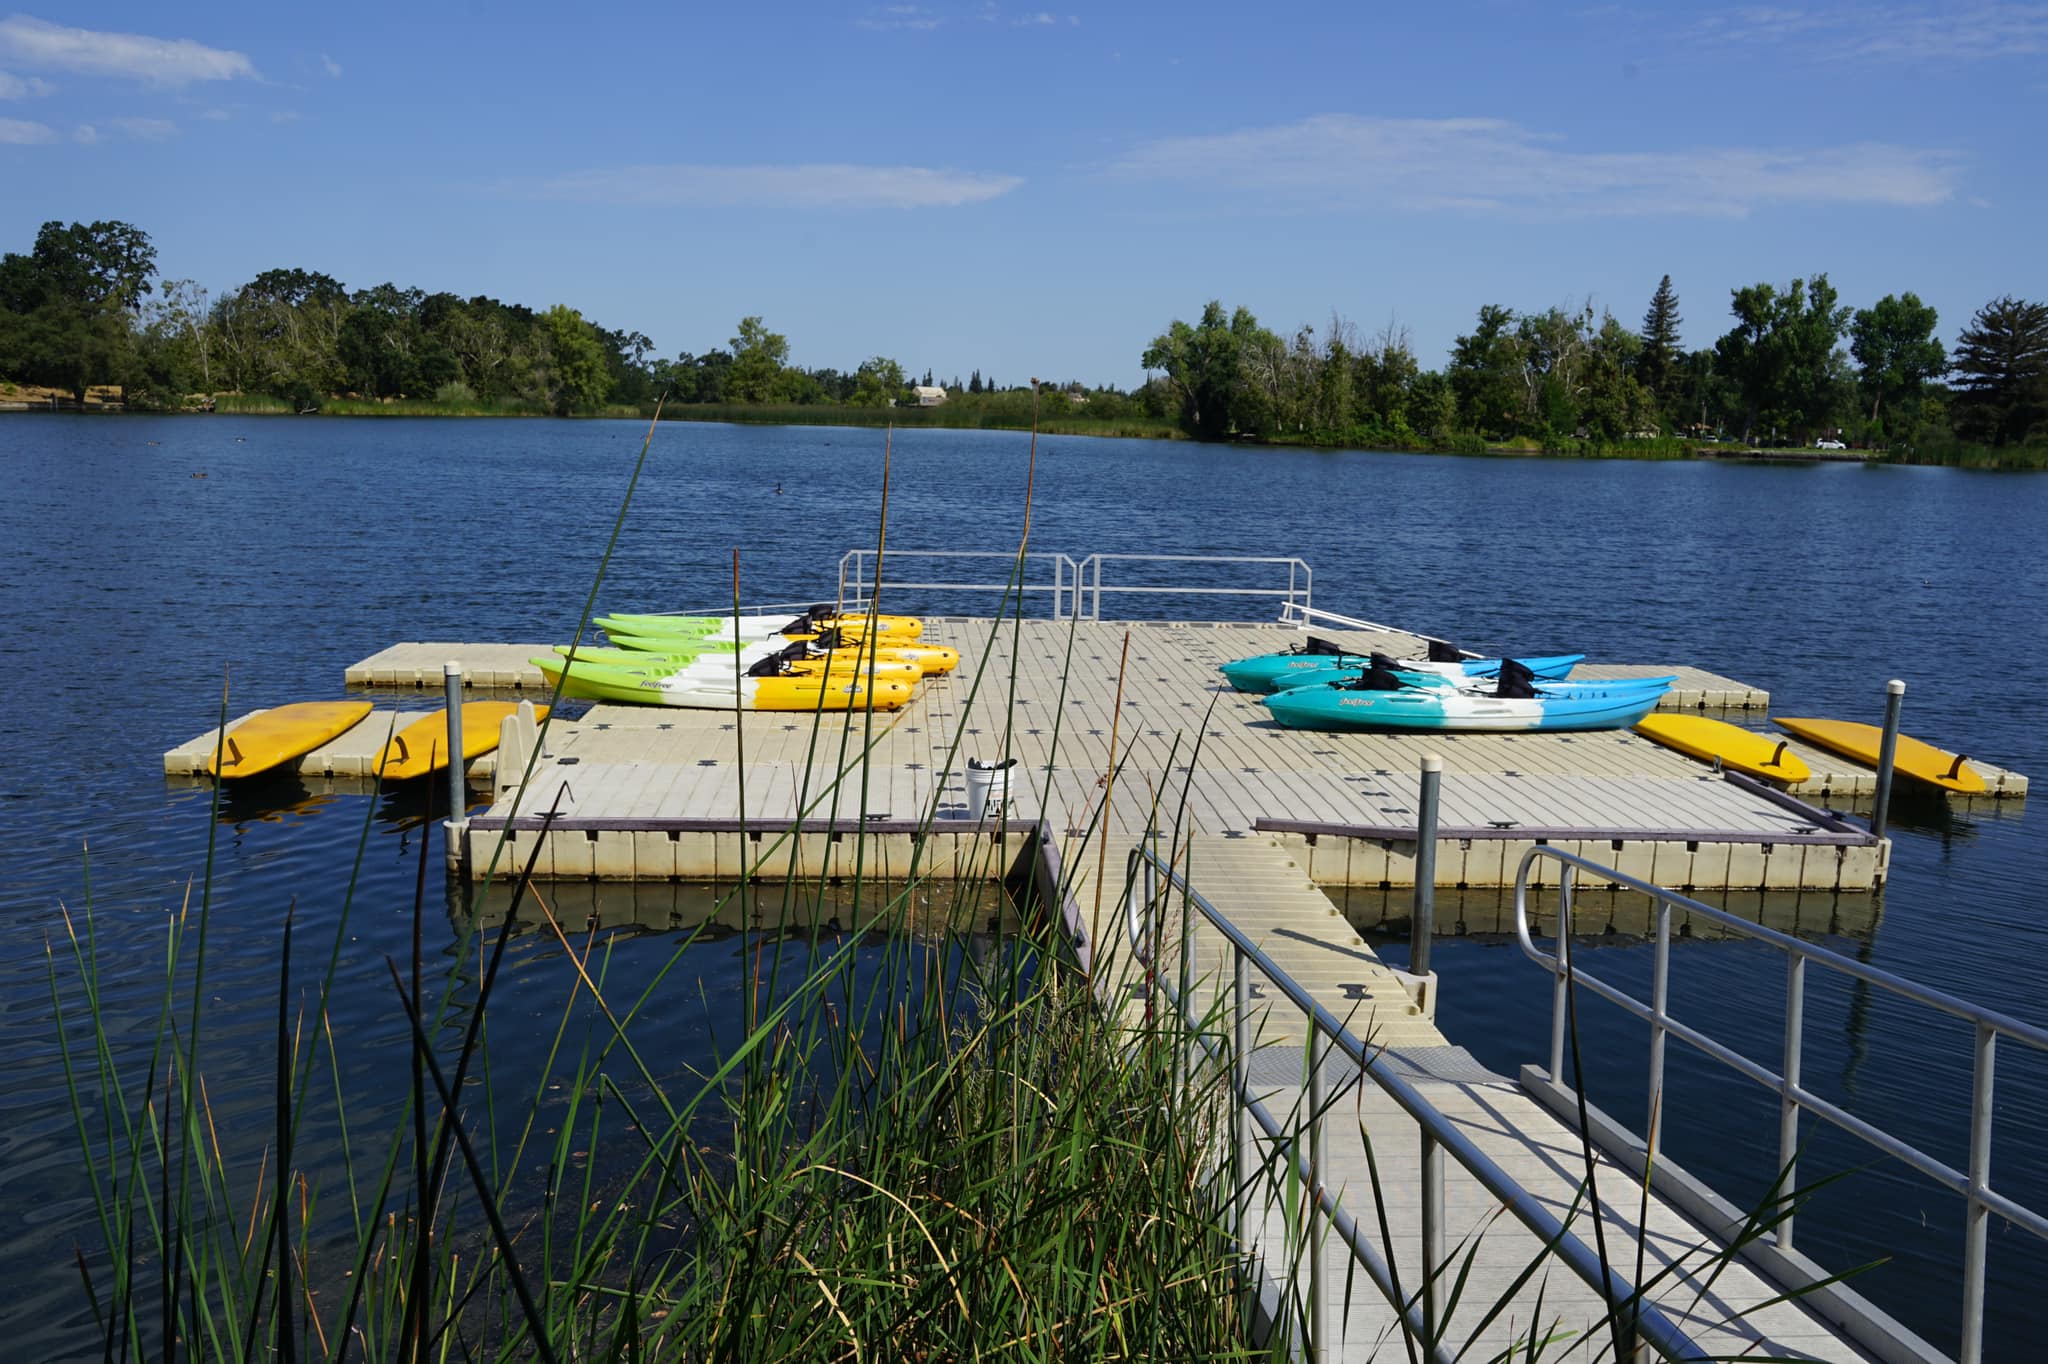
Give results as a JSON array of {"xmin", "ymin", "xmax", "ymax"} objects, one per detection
[
  {"xmin": 1714, "ymin": 275, "xmax": 1851, "ymax": 443},
  {"xmin": 1446, "ymin": 304, "xmax": 1523, "ymax": 437},
  {"xmin": 542, "ymin": 304, "xmax": 612, "ymax": 414},
  {"xmin": 1638, "ymin": 274, "xmax": 1682, "ymax": 405},
  {"xmin": 1849, "ymin": 293, "xmax": 1945, "ymax": 432},
  {"xmin": 1949, "ymin": 296, "xmax": 2048, "ymax": 446},
  {"xmin": 725, "ymin": 315, "xmax": 789, "ymax": 404},
  {"xmin": 851, "ymin": 356, "xmax": 905, "ymax": 406},
  {"xmin": 1142, "ymin": 301, "xmax": 1280, "ymax": 441}
]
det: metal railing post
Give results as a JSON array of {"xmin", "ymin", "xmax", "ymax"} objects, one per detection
[
  {"xmin": 443, "ymin": 661, "xmax": 467, "ymax": 837},
  {"xmin": 1871, "ymin": 679, "xmax": 1905, "ymax": 843},
  {"xmin": 1648, "ymin": 897, "xmax": 1671, "ymax": 1165},
  {"xmin": 1550, "ymin": 863, "xmax": 1574, "ymax": 1084},
  {"xmin": 1962, "ymin": 1023, "xmax": 1995, "ymax": 1364},
  {"xmin": 1307, "ymin": 1022, "xmax": 1330, "ymax": 1357},
  {"xmin": 1421, "ymin": 1129, "xmax": 1445, "ymax": 1344},
  {"xmin": 1233, "ymin": 947, "xmax": 1251, "ymax": 1259},
  {"xmin": 1411, "ymin": 755, "xmax": 1442, "ymax": 979},
  {"xmin": 1779, "ymin": 954, "xmax": 1806, "ymax": 1251}
]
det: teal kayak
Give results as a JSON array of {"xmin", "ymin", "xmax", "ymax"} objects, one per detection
[
  {"xmin": 1262, "ymin": 662, "xmax": 1668, "ymax": 733},
  {"xmin": 1222, "ymin": 640, "xmax": 1582, "ymax": 693}
]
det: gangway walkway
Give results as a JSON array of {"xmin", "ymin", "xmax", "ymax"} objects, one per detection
[{"xmin": 1120, "ymin": 834, "xmax": 1880, "ymax": 1362}]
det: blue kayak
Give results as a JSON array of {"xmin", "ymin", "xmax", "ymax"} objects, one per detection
[
  {"xmin": 1222, "ymin": 640, "xmax": 1583, "ymax": 693},
  {"xmin": 1262, "ymin": 668, "xmax": 1670, "ymax": 733},
  {"xmin": 1276, "ymin": 664, "xmax": 1673, "ymax": 695}
]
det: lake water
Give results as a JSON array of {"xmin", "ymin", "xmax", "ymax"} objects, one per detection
[{"xmin": 2, "ymin": 415, "xmax": 2043, "ymax": 1359}]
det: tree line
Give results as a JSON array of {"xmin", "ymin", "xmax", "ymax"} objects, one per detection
[
  {"xmin": 1143, "ymin": 276, "xmax": 2048, "ymax": 453},
  {"xmin": 0, "ymin": 219, "xmax": 1122, "ymax": 417},
  {"xmin": 5, "ymin": 218, "xmax": 2043, "ymax": 455}
]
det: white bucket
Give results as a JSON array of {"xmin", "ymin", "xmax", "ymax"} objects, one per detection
[{"xmin": 963, "ymin": 757, "xmax": 1016, "ymax": 820}]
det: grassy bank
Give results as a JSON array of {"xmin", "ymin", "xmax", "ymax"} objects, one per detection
[{"xmin": 653, "ymin": 401, "xmax": 1186, "ymax": 440}]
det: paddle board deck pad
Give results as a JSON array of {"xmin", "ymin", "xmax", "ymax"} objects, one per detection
[
  {"xmin": 206, "ymin": 700, "xmax": 375, "ymax": 778},
  {"xmin": 374, "ymin": 702, "xmax": 551, "ymax": 781},
  {"xmin": 1773, "ymin": 717, "xmax": 1985, "ymax": 794},
  {"xmin": 1634, "ymin": 714, "xmax": 1811, "ymax": 785}
]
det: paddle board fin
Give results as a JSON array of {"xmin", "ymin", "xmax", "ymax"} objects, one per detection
[
  {"xmin": 1766, "ymin": 740, "xmax": 1789, "ymax": 770},
  {"xmin": 224, "ymin": 735, "xmax": 242, "ymax": 767},
  {"xmin": 1946, "ymin": 752, "xmax": 1971, "ymax": 780}
]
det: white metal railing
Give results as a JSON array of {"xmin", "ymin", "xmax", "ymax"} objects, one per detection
[
  {"xmin": 1075, "ymin": 553, "xmax": 1310, "ymax": 621},
  {"xmin": 1277, "ymin": 601, "xmax": 1467, "ymax": 655},
  {"xmin": 836, "ymin": 549, "xmax": 1080, "ymax": 618},
  {"xmin": 1125, "ymin": 842, "xmax": 1709, "ymax": 1363},
  {"xmin": 1513, "ymin": 846, "xmax": 2048, "ymax": 1364}
]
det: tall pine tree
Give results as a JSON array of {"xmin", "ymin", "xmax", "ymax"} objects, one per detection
[{"xmin": 1639, "ymin": 275, "xmax": 1682, "ymax": 404}]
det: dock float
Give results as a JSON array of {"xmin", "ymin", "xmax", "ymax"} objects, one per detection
[{"xmin": 428, "ymin": 618, "xmax": 1921, "ymax": 891}]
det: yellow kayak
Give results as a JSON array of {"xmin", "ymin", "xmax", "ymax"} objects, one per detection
[
  {"xmin": 1634, "ymin": 714, "xmax": 1811, "ymax": 785},
  {"xmin": 206, "ymin": 700, "xmax": 374, "ymax": 778},
  {"xmin": 374, "ymin": 702, "xmax": 551, "ymax": 781},
  {"xmin": 1773, "ymin": 716, "xmax": 1986, "ymax": 795}
]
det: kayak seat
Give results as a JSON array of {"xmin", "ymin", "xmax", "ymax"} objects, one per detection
[{"xmin": 1494, "ymin": 659, "xmax": 1540, "ymax": 699}]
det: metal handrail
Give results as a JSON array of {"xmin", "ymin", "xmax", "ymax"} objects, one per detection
[
  {"xmin": 1512, "ymin": 845, "xmax": 2048, "ymax": 1364},
  {"xmin": 1126, "ymin": 842, "xmax": 1709, "ymax": 1363},
  {"xmin": 659, "ymin": 598, "xmax": 874, "ymax": 619},
  {"xmin": 836, "ymin": 549, "xmax": 1079, "ymax": 618},
  {"xmin": 1277, "ymin": 601, "xmax": 1469, "ymax": 655},
  {"xmin": 1076, "ymin": 554, "xmax": 1310, "ymax": 621}
]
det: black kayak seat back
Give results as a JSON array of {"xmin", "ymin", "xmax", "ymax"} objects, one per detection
[
  {"xmin": 1305, "ymin": 636, "xmax": 1348, "ymax": 656},
  {"xmin": 748, "ymin": 641, "xmax": 812, "ymax": 677},
  {"xmin": 1494, "ymin": 659, "xmax": 1540, "ymax": 699},
  {"xmin": 1370, "ymin": 651, "xmax": 1404, "ymax": 673},
  {"xmin": 811, "ymin": 626, "xmax": 845, "ymax": 650},
  {"xmin": 777, "ymin": 613, "xmax": 814, "ymax": 636},
  {"xmin": 1341, "ymin": 662, "xmax": 1409, "ymax": 692},
  {"xmin": 1427, "ymin": 639, "xmax": 1463, "ymax": 663}
]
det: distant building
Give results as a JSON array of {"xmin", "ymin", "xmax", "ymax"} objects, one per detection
[{"xmin": 912, "ymin": 385, "xmax": 948, "ymax": 407}]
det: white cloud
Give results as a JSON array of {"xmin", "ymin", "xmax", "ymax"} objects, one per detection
[
  {"xmin": 1107, "ymin": 114, "xmax": 1961, "ymax": 218},
  {"xmin": 530, "ymin": 162, "xmax": 1024, "ymax": 209},
  {"xmin": 70, "ymin": 120, "xmax": 91, "ymax": 142},
  {"xmin": 270, "ymin": 109, "xmax": 300, "ymax": 123},
  {"xmin": 1693, "ymin": 2, "xmax": 2048, "ymax": 60},
  {"xmin": 321, "ymin": 53, "xmax": 341, "ymax": 78},
  {"xmin": 858, "ymin": 4, "xmax": 941, "ymax": 30},
  {"xmin": 0, "ymin": 67, "xmax": 52, "ymax": 96},
  {"xmin": 0, "ymin": 14, "xmax": 256, "ymax": 87},
  {"xmin": 197, "ymin": 106, "xmax": 230, "ymax": 120},
  {"xmin": 0, "ymin": 112, "xmax": 51, "ymax": 140},
  {"xmin": 1017, "ymin": 10, "xmax": 1057, "ymax": 23},
  {"xmin": 107, "ymin": 114, "xmax": 175, "ymax": 140}
]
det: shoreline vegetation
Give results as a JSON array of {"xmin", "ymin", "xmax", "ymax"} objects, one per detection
[{"xmin": 5, "ymin": 217, "xmax": 2046, "ymax": 468}]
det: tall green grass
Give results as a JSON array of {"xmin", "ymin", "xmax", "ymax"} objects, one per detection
[{"xmin": 49, "ymin": 384, "xmax": 1845, "ymax": 1361}]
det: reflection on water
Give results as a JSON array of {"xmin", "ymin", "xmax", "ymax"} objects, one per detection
[
  {"xmin": 1334, "ymin": 881, "xmax": 1885, "ymax": 943},
  {"xmin": 455, "ymin": 873, "xmax": 1028, "ymax": 941}
]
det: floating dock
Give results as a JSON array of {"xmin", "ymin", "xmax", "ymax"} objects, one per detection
[{"xmin": 341, "ymin": 618, "xmax": 1931, "ymax": 892}]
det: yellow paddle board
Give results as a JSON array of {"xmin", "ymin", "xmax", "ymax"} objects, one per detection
[
  {"xmin": 1634, "ymin": 714, "xmax": 1811, "ymax": 785},
  {"xmin": 374, "ymin": 702, "xmax": 550, "ymax": 781},
  {"xmin": 206, "ymin": 701, "xmax": 374, "ymax": 778},
  {"xmin": 1773, "ymin": 717, "xmax": 1986, "ymax": 795}
]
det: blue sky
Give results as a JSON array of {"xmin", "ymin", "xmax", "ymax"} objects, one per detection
[{"xmin": 2, "ymin": 2, "xmax": 2042, "ymax": 386}]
